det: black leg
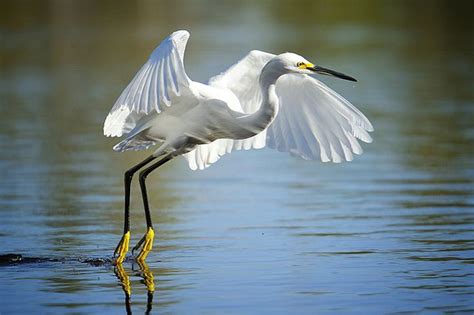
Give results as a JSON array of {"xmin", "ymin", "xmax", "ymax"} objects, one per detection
[
  {"xmin": 114, "ymin": 154, "xmax": 156, "ymax": 263},
  {"xmin": 123, "ymin": 155, "xmax": 157, "ymax": 233},
  {"xmin": 139, "ymin": 155, "xmax": 173, "ymax": 229},
  {"xmin": 132, "ymin": 154, "xmax": 174, "ymax": 259}
]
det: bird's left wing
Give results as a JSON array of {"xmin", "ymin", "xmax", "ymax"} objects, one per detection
[{"xmin": 104, "ymin": 30, "xmax": 193, "ymax": 137}]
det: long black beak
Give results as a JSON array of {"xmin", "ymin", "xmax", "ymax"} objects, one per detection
[{"xmin": 308, "ymin": 65, "xmax": 357, "ymax": 82}]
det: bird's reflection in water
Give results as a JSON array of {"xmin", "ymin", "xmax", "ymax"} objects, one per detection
[{"xmin": 114, "ymin": 261, "xmax": 154, "ymax": 315}]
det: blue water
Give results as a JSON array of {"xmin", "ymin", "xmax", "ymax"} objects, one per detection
[{"xmin": 1, "ymin": 1, "xmax": 473, "ymax": 314}]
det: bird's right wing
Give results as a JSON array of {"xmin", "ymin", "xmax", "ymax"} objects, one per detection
[
  {"xmin": 183, "ymin": 50, "xmax": 373, "ymax": 170},
  {"xmin": 209, "ymin": 50, "xmax": 275, "ymax": 114},
  {"xmin": 267, "ymin": 74, "xmax": 373, "ymax": 163},
  {"xmin": 183, "ymin": 50, "xmax": 275, "ymax": 170},
  {"xmin": 104, "ymin": 30, "xmax": 193, "ymax": 137}
]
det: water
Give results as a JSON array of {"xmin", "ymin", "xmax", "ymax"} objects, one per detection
[{"xmin": 1, "ymin": 1, "xmax": 473, "ymax": 314}]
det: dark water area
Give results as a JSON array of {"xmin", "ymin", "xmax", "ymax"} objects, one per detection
[{"xmin": 1, "ymin": 1, "xmax": 473, "ymax": 314}]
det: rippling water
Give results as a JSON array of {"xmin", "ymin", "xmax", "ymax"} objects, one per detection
[{"xmin": 1, "ymin": 1, "xmax": 473, "ymax": 314}]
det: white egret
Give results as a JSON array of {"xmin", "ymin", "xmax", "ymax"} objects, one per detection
[{"xmin": 104, "ymin": 30, "xmax": 374, "ymax": 264}]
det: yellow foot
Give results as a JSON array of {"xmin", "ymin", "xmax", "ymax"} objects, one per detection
[
  {"xmin": 114, "ymin": 231, "xmax": 130, "ymax": 264},
  {"xmin": 132, "ymin": 227, "xmax": 155, "ymax": 262}
]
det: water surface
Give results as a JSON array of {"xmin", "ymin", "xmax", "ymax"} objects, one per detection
[{"xmin": 1, "ymin": 1, "xmax": 473, "ymax": 314}]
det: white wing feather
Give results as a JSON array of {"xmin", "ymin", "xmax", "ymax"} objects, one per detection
[
  {"xmin": 103, "ymin": 30, "xmax": 192, "ymax": 137},
  {"xmin": 210, "ymin": 50, "xmax": 275, "ymax": 114},
  {"xmin": 183, "ymin": 50, "xmax": 273, "ymax": 170},
  {"xmin": 183, "ymin": 51, "xmax": 373, "ymax": 170},
  {"xmin": 268, "ymin": 74, "xmax": 373, "ymax": 163}
]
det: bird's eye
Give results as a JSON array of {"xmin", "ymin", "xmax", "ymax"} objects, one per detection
[{"xmin": 296, "ymin": 62, "xmax": 304, "ymax": 67}]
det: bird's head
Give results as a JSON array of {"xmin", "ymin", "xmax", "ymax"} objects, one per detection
[{"xmin": 274, "ymin": 52, "xmax": 357, "ymax": 82}]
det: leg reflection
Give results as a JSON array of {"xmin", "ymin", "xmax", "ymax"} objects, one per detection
[
  {"xmin": 114, "ymin": 263, "xmax": 132, "ymax": 315},
  {"xmin": 114, "ymin": 261, "xmax": 156, "ymax": 314},
  {"xmin": 137, "ymin": 260, "xmax": 154, "ymax": 314}
]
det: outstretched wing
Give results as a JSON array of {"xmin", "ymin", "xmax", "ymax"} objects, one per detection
[
  {"xmin": 210, "ymin": 50, "xmax": 275, "ymax": 114},
  {"xmin": 104, "ymin": 30, "xmax": 192, "ymax": 137},
  {"xmin": 267, "ymin": 74, "xmax": 373, "ymax": 163},
  {"xmin": 183, "ymin": 51, "xmax": 373, "ymax": 170}
]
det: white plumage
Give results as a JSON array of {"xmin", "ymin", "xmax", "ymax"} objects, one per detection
[{"xmin": 104, "ymin": 30, "xmax": 373, "ymax": 170}]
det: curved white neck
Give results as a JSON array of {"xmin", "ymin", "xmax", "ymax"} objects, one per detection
[
  {"xmin": 257, "ymin": 70, "xmax": 280, "ymax": 127},
  {"xmin": 236, "ymin": 65, "xmax": 283, "ymax": 137}
]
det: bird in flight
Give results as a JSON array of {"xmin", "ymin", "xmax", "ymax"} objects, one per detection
[{"xmin": 104, "ymin": 30, "xmax": 373, "ymax": 264}]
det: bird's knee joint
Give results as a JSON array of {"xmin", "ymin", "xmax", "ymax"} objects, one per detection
[
  {"xmin": 139, "ymin": 171, "xmax": 148, "ymax": 182},
  {"xmin": 124, "ymin": 171, "xmax": 134, "ymax": 181}
]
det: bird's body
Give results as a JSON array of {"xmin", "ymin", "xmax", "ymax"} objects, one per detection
[{"xmin": 104, "ymin": 30, "xmax": 373, "ymax": 264}]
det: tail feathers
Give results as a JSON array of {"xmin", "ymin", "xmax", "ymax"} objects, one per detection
[{"xmin": 113, "ymin": 136, "xmax": 158, "ymax": 152}]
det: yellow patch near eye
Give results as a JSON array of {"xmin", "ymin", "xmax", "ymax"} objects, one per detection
[{"xmin": 298, "ymin": 62, "xmax": 314, "ymax": 69}]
